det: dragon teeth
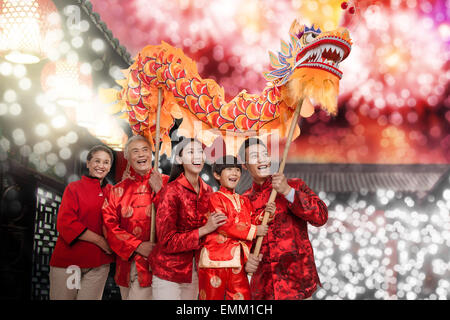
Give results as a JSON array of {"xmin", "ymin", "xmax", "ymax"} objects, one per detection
[
  {"xmin": 337, "ymin": 48, "xmax": 343, "ymax": 60},
  {"xmin": 301, "ymin": 43, "xmax": 346, "ymax": 66}
]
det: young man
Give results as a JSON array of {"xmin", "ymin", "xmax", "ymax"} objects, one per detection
[
  {"xmin": 102, "ymin": 135, "xmax": 168, "ymax": 300},
  {"xmin": 239, "ymin": 138, "xmax": 328, "ymax": 300}
]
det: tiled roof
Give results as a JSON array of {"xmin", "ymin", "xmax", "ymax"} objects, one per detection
[
  {"xmin": 236, "ymin": 163, "xmax": 450, "ymax": 194},
  {"xmin": 73, "ymin": 0, "xmax": 133, "ymax": 64}
]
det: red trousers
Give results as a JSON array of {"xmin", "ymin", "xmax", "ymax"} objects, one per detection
[{"xmin": 198, "ymin": 266, "xmax": 251, "ymax": 300}]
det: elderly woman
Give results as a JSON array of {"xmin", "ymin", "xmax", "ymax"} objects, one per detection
[{"xmin": 49, "ymin": 145, "xmax": 115, "ymax": 300}]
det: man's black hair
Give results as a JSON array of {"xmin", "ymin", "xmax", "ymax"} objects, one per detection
[{"xmin": 237, "ymin": 137, "xmax": 267, "ymax": 164}]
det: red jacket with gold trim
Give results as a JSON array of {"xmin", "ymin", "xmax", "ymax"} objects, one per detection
[
  {"xmin": 244, "ymin": 177, "xmax": 328, "ymax": 300},
  {"xmin": 50, "ymin": 176, "xmax": 114, "ymax": 268},
  {"xmin": 102, "ymin": 167, "xmax": 169, "ymax": 288},
  {"xmin": 199, "ymin": 186, "xmax": 257, "ymax": 269},
  {"xmin": 150, "ymin": 173, "xmax": 212, "ymax": 283}
]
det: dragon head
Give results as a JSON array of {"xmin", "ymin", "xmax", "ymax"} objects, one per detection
[{"xmin": 264, "ymin": 19, "xmax": 352, "ymax": 115}]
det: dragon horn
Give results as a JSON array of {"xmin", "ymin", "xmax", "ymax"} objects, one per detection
[{"xmin": 289, "ymin": 19, "xmax": 303, "ymax": 35}]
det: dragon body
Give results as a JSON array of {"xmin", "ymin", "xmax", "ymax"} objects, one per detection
[{"xmin": 103, "ymin": 19, "xmax": 352, "ymax": 155}]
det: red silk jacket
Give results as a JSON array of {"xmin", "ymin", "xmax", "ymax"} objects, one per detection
[
  {"xmin": 102, "ymin": 167, "xmax": 169, "ymax": 288},
  {"xmin": 50, "ymin": 176, "xmax": 114, "ymax": 268},
  {"xmin": 243, "ymin": 177, "xmax": 328, "ymax": 300},
  {"xmin": 199, "ymin": 186, "xmax": 257, "ymax": 269},
  {"xmin": 150, "ymin": 173, "xmax": 212, "ymax": 283}
]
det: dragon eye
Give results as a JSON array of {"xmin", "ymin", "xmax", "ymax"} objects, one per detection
[{"xmin": 303, "ymin": 32, "xmax": 317, "ymax": 44}]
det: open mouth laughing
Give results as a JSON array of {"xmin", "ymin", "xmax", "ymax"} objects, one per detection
[
  {"xmin": 191, "ymin": 160, "xmax": 203, "ymax": 169},
  {"xmin": 228, "ymin": 176, "xmax": 238, "ymax": 184},
  {"xmin": 137, "ymin": 159, "xmax": 148, "ymax": 165},
  {"xmin": 93, "ymin": 168, "xmax": 107, "ymax": 175},
  {"xmin": 256, "ymin": 164, "xmax": 271, "ymax": 175},
  {"xmin": 295, "ymin": 37, "xmax": 351, "ymax": 79}
]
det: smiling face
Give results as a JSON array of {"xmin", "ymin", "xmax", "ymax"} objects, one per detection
[
  {"xmin": 244, "ymin": 143, "xmax": 271, "ymax": 184},
  {"xmin": 86, "ymin": 151, "xmax": 112, "ymax": 181},
  {"xmin": 214, "ymin": 167, "xmax": 241, "ymax": 191},
  {"xmin": 127, "ymin": 139, "xmax": 152, "ymax": 175},
  {"xmin": 177, "ymin": 140, "xmax": 205, "ymax": 176}
]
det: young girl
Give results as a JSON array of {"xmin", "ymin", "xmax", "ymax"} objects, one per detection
[
  {"xmin": 198, "ymin": 155, "xmax": 273, "ymax": 300},
  {"xmin": 150, "ymin": 138, "xmax": 227, "ymax": 300}
]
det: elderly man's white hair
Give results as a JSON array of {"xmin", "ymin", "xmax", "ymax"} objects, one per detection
[{"xmin": 124, "ymin": 135, "xmax": 151, "ymax": 160}]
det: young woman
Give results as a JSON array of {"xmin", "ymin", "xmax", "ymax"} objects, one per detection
[
  {"xmin": 150, "ymin": 138, "xmax": 227, "ymax": 300},
  {"xmin": 49, "ymin": 145, "xmax": 114, "ymax": 300}
]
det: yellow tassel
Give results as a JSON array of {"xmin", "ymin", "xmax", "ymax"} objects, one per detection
[
  {"xmin": 169, "ymin": 102, "xmax": 182, "ymax": 119},
  {"xmin": 98, "ymin": 88, "xmax": 120, "ymax": 104},
  {"xmin": 284, "ymin": 68, "xmax": 339, "ymax": 114},
  {"xmin": 115, "ymin": 78, "xmax": 127, "ymax": 87},
  {"xmin": 107, "ymin": 101, "xmax": 125, "ymax": 114}
]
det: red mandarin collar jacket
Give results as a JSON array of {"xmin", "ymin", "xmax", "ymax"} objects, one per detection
[
  {"xmin": 244, "ymin": 176, "xmax": 328, "ymax": 300},
  {"xmin": 199, "ymin": 186, "xmax": 257, "ymax": 268},
  {"xmin": 150, "ymin": 173, "xmax": 212, "ymax": 283},
  {"xmin": 102, "ymin": 167, "xmax": 169, "ymax": 288},
  {"xmin": 50, "ymin": 175, "xmax": 114, "ymax": 268}
]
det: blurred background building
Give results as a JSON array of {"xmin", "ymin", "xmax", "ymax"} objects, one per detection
[{"xmin": 0, "ymin": 0, "xmax": 448, "ymax": 299}]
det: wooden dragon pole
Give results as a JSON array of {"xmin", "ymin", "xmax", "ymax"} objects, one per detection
[{"xmin": 150, "ymin": 87, "xmax": 163, "ymax": 244}]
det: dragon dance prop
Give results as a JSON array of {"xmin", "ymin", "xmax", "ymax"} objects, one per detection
[
  {"xmin": 101, "ymin": 19, "xmax": 351, "ymax": 155},
  {"xmin": 251, "ymin": 20, "xmax": 352, "ymax": 260},
  {"xmin": 100, "ymin": 18, "xmax": 352, "ymax": 249}
]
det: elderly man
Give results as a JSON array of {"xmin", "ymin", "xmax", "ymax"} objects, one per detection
[
  {"xmin": 239, "ymin": 138, "xmax": 328, "ymax": 300},
  {"xmin": 102, "ymin": 135, "xmax": 169, "ymax": 300}
]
